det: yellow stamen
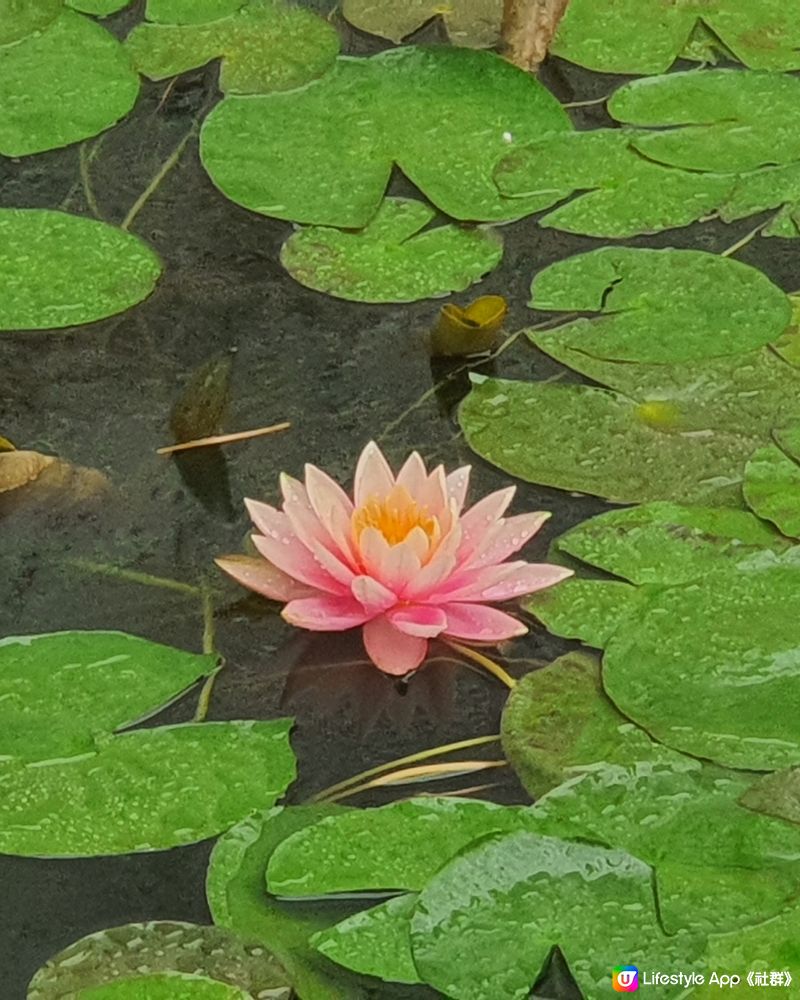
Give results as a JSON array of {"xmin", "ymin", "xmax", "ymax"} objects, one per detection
[{"xmin": 352, "ymin": 485, "xmax": 438, "ymax": 547}]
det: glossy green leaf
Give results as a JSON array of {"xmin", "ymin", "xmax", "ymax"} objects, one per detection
[
  {"xmin": 341, "ymin": 0, "xmax": 501, "ymax": 46},
  {"xmin": 78, "ymin": 974, "xmax": 250, "ymax": 999},
  {"xmin": 604, "ymin": 550, "xmax": 800, "ymax": 770},
  {"xmin": 0, "ymin": 720, "xmax": 295, "ymax": 856},
  {"xmin": 0, "ymin": 0, "xmax": 61, "ymax": 44},
  {"xmin": 523, "ymin": 577, "xmax": 644, "ymax": 649},
  {"xmin": 502, "ymin": 654, "xmax": 800, "ymax": 936},
  {"xmin": 0, "ymin": 11, "xmax": 139, "ymax": 156},
  {"xmin": 313, "ymin": 895, "xmax": 420, "ymax": 986},
  {"xmin": 200, "ymin": 46, "xmax": 571, "ymax": 227},
  {"xmin": 146, "ymin": 0, "xmax": 244, "ymax": 21},
  {"xmin": 267, "ymin": 798, "xmax": 533, "ymax": 896},
  {"xmin": 207, "ymin": 805, "xmax": 375, "ymax": 1000},
  {"xmin": 494, "ymin": 130, "xmax": 736, "ymax": 239},
  {"xmin": 0, "ymin": 630, "xmax": 217, "ymax": 762},
  {"xmin": 280, "ymin": 198, "xmax": 503, "ymax": 304},
  {"xmin": 411, "ymin": 831, "xmax": 704, "ymax": 1000},
  {"xmin": 126, "ymin": 1, "xmax": 339, "ymax": 94},
  {"xmin": 741, "ymin": 768, "xmax": 800, "ymax": 826},
  {"xmin": 554, "ymin": 501, "xmax": 789, "ymax": 586},
  {"xmin": 720, "ymin": 161, "xmax": 800, "ymax": 238},
  {"xmin": 0, "ymin": 210, "xmax": 162, "ymax": 332},
  {"xmin": 529, "ymin": 248, "xmax": 791, "ymax": 364},
  {"xmin": 28, "ymin": 921, "xmax": 290, "ymax": 999},
  {"xmin": 550, "ymin": 0, "xmax": 800, "ymax": 73},
  {"xmin": 610, "ymin": 70, "xmax": 800, "ymax": 174},
  {"xmin": 744, "ymin": 441, "xmax": 800, "ymax": 539},
  {"xmin": 67, "ymin": 0, "xmax": 132, "ymax": 14}
]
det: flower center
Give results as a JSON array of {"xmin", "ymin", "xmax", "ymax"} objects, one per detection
[{"xmin": 352, "ymin": 486, "xmax": 438, "ymax": 547}]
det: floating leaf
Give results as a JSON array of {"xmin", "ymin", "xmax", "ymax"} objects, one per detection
[
  {"xmin": 67, "ymin": 0, "xmax": 133, "ymax": 15},
  {"xmin": 411, "ymin": 831, "xmax": 704, "ymax": 1000},
  {"xmin": 550, "ymin": 0, "xmax": 800, "ymax": 73},
  {"xmin": 170, "ymin": 353, "xmax": 233, "ymax": 443},
  {"xmin": 430, "ymin": 294, "xmax": 508, "ymax": 357},
  {"xmin": 0, "ymin": 720, "xmax": 295, "ymax": 856},
  {"xmin": 523, "ymin": 577, "xmax": 644, "ymax": 649},
  {"xmin": 743, "ymin": 440, "xmax": 800, "ymax": 539},
  {"xmin": 126, "ymin": 1, "xmax": 339, "ymax": 95},
  {"xmin": 313, "ymin": 895, "xmax": 420, "ymax": 986},
  {"xmin": 0, "ymin": 11, "xmax": 139, "ymax": 156},
  {"xmin": 0, "ymin": 0, "xmax": 60, "ymax": 45},
  {"xmin": 207, "ymin": 805, "xmax": 376, "ymax": 1000},
  {"xmin": 341, "ymin": 0, "xmax": 502, "ymax": 47},
  {"xmin": 145, "ymin": 0, "xmax": 244, "ymax": 22},
  {"xmin": 0, "ymin": 631, "xmax": 217, "ymax": 762},
  {"xmin": 28, "ymin": 921, "xmax": 290, "ymax": 1000},
  {"xmin": 494, "ymin": 129, "xmax": 736, "ymax": 239},
  {"xmin": 529, "ymin": 247, "xmax": 791, "ymax": 364},
  {"xmin": 77, "ymin": 974, "xmax": 250, "ymax": 999},
  {"xmin": 280, "ymin": 198, "xmax": 503, "ymax": 304},
  {"xmin": 720, "ymin": 161, "xmax": 800, "ymax": 239},
  {"xmin": 0, "ymin": 210, "xmax": 162, "ymax": 331},
  {"xmin": 610, "ymin": 70, "xmax": 800, "ymax": 174},
  {"xmin": 200, "ymin": 46, "xmax": 571, "ymax": 227},
  {"xmin": 267, "ymin": 798, "xmax": 533, "ymax": 896}
]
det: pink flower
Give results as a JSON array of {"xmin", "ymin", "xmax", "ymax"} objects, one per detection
[{"xmin": 216, "ymin": 442, "xmax": 571, "ymax": 676}]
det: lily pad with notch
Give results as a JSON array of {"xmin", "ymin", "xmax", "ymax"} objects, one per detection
[{"xmin": 341, "ymin": 0, "xmax": 502, "ymax": 47}]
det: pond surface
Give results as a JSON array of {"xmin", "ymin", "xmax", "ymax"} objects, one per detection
[{"xmin": 1, "ymin": 4, "xmax": 798, "ymax": 996}]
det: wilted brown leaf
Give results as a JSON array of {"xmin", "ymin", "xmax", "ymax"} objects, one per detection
[
  {"xmin": 502, "ymin": 0, "xmax": 570, "ymax": 72},
  {"xmin": 0, "ymin": 449, "xmax": 110, "ymax": 515}
]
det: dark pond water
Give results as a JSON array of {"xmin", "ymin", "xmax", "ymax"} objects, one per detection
[{"xmin": 2, "ymin": 3, "xmax": 799, "ymax": 996}]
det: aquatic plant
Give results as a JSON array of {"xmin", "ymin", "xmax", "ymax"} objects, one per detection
[{"xmin": 216, "ymin": 441, "xmax": 570, "ymax": 675}]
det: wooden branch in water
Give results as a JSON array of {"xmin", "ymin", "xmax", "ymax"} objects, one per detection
[
  {"xmin": 157, "ymin": 421, "xmax": 291, "ymax": 455},
  {"xmin": 502, "ymin": 0, "xmax": 570, "ymax": 72}
]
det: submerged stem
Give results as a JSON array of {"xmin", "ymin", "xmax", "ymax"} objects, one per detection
[
  {"xmin": 66, "ymin": 558, "xmax": 202, "ymax": 597},
  {"xmin": 194, "ymin": 580, "xmax": 222, "ymax": 722},
  {"xmin": 720, "ymin": 211, "xmax": 780, "ymax": 257},
  {"xmin": 308, "ymin": 733, "xmax": 501, "ymax": 803},
  {"xmin": 444, "ymin": 640, "xmax": 518, "ymax": 689}
]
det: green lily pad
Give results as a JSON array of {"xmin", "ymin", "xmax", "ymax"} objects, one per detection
[
  {"xmin": 0, "ymin": 630, "xmax": 218, "ymax": 762},
  {"xmin": 550, "ymin": 0, "xmax": 800, "ymax": 73},
  {"xmin": 200, "ymin": 45, "xmax": 572, "ymax": 227},
  {"xmin": 494, "ymin": 130, "xmax": 736, "ymax": 239},
  {"xmin": 207, "ymin": 805, "xmax": 376, "ymax": 1000},
  {"xmin": 501, "ymin": 655, "xmax": 800, "ymax": 936},
  {"xmin": 529, "ymin": 248, "xmax": 791, "ymax": 364},
  {"xmin": 0, "ymin": 209, "xmax": 162, "ymax": 331},
  {"xmin": 267, "ymin": 798, "xmax": 533, "ymax": 896},
  {"xmin": 411, "ymin": 831, "xmax": 704, "ymax": 1000},
  {"xmin": 27, "ymin": 921, "xmax": 290, "ymax": 999},
  {"xmin": 554, "ymin": 501, "xmax": 789, "ymax": 586},
  {"xmin": 312, "ymin": 895, "xmax": 420, "ymax": 986},
  {"xmin": 280, "ymin": 198, "xmax": 503, "ymax": 304},
  {"xmin": 720, "ymin": 161, "xmax": 800, "ymax": 238},
  {"xmin": 0, "ymin": 11, "xmax": 139, "ymax": 156},
  {"xmin": 744, "ymin": 441, "xmax": 800, "ymax": 539},
  {"xmin": 523, "ymin": 578, "xmax": 644, "ymax": 649},
  {"xmin": 341, "ymin": 0, "xmax": 502, "ymax": 47},
  {"xmin": 0, "ymin": 0, "xmax": 61, "ymax": 45},
  {"xmin": 126, "ymin": 1, "xmax": 339, "ymax": 94},
  {"xmin": 610, "ymin": 70, "xmax": 800, "ymax": 174},
  {"xmin": 603, "ymin": 549, "xmax": 800, "ymax": 770},
  {"xmin": 0, "ymin": 720, "xmax": 295, "ymax": 856},
  {"xmin": 67, "ymin": 0, "xmax": 132, "ymax": 15},
  {"xmin": 78, "ymin": 974, "xmax": 250, "ymax": 1000},
  {"xmin": 146, "ymin": 0, "xmax": 245, "ymax": 21}
]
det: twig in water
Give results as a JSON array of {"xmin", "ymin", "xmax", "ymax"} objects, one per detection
[{"xmin": 157, "ymin": 421, "xmax": 291, "ymax": 455}]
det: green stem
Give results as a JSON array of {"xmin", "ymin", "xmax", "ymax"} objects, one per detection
[
  {"xmin": 121, "ymin": 125, "xmax": 197, "ymax": 231},
  {"xmin": 444, "ymin": 640, "xmax": 518, "ymax": 689},
  {"xmin": 194, "ymin": 581, "xmax": 222, "ymax": 722},
  {"xmin": 320, "ymin": 760, "xmax": 507, "ymax": 805},
  {"xmin": 720, "ymin": 211, "xmax": 780, "ymax": 257},
  {"xmin": 67, "ymin": 558, "xmax": 202, "ymax": 597},
  {"xmin": 308, "ymin": 733, "xmax": 501, "ymax": 804}
]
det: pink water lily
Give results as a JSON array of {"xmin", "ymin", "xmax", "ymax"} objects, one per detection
[{"xmin": 216, "ymin": 442, "xmax": 571, "ymax": 676}]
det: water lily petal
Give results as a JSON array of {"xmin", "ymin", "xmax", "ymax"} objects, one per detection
[
  {"xmin": 470, "ymin": 511, "xmax": 551, "ymax": 568},
  {"xmin": 440, "ymin": 561, "xmax": 573, "ymax": 602},
  {"xmin": 215, "ymin": 555, "xmax": 317, "ymax": 601},
  {"xmin": 419, "ymin": 463, "xmax": 449, "ymax": 519},
  {"xmin": 280, "ymin": 473, "xmax": 337, "ymax": 552},
  {"xmin": 396, "ymin": 451, "xmax": 428, "ymax": 497},
  {"xmin": 304, "ymin": 463, "xmax": 359, "ymax": 564},
  {"xmin": 387, "ymin": 605, "xmax": 448, "ymax": 638},
  {"xmin": 403, "ymin": 522, "xmax": 464, "ymax": 600},
  {"xmin": 359, "ymin": 526, "xmax": 423, "ymax": 592},
  {"xmin": 362, "ymin": 615, "xmax": 428, "ymax": 675},
  {"xmin": 282, "ymin": 595, "xmax": 372, "ymax": 631},
  {"xmin": 354, "ymin": 440, "xmax": 395, "ymax": 506},
  {"xmin": 442, "ymin": 603, "xmax": 527, "ymax": 642},
  {"xmin": 251, "ymin": 529, "xmax": 346, "ymax": 596},
  {"xmin": 458, "ymin": 486, "xmax": 516, "ymax": 561},
  {"xmin": 445, "ymin": 465, "xmax": 471, "ymax": 512},
  {"xmin": 352, "ymin": 575, "xmax": 398, "ymax": 613}
]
